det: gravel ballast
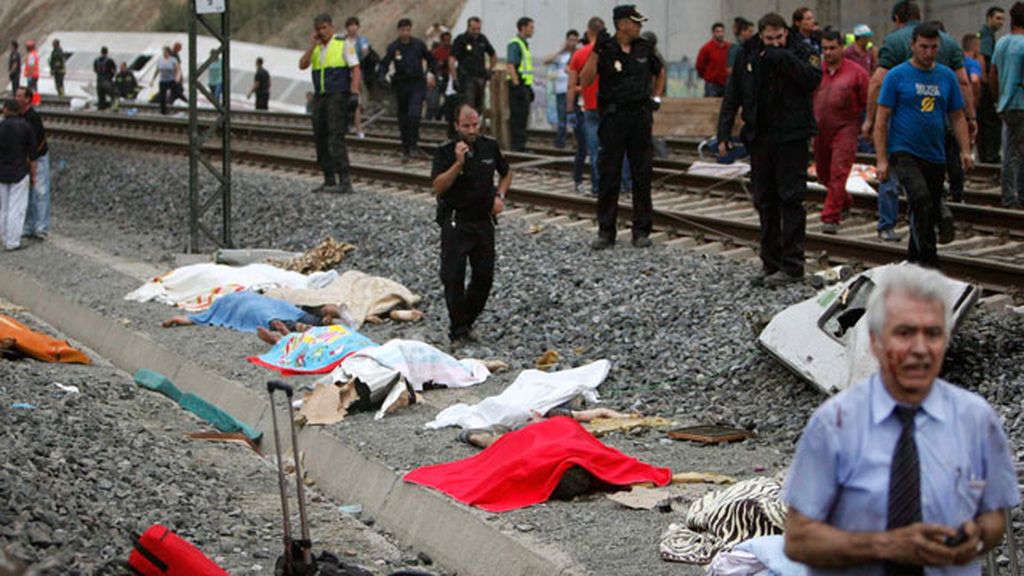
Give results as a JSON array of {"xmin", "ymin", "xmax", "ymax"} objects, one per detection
[
  {"xmin": 0, "ymin": 307, "xmax": 445, "ymax": 575},
  {"xmin": 2, "ymin": 140, "xmax": 1020, "ymax": 574}
]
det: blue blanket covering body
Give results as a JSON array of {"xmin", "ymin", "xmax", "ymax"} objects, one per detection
[{"xmin": 187, "ymin": 290, "xmax": 307, "ymax": 333}]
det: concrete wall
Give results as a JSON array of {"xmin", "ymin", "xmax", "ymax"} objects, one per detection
[{"xmin": 454, "ymin": 0, "xmax": 1001, "ymax": 64}]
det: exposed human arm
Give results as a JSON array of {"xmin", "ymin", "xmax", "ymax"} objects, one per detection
[
  {"xmin": 970, "ymin": 73, "xmax": 981, "ymax": 108},
  {"xmin": 492, "ymin": 166, "xmax": 512, "ymax": 215},
  {"xmin": 955, "ymin": 67, "xmax": 976, "ymax": 139},
  {"xmin": 448, "ymin": 55, "xmax": 458, "ymax": 78},
  {"xmin": 873, "ymin": 104, "xmax": 892, "ymax": 181},
  {"xmin": 29, "ymin": 159, "xmax": 36, "ymax": 185},
  {"xmin": 864, "ymin": 67, "xmax": 889, "ymax": 139},
  {"xmin": 566, "ymin": 67, "xmax": 579, "ymax": 112},
  {"xmin": 653, "ymin": 66, "xmax": 667, "ymax": 98},
  {"xmin": 950, "ymin": 109, "xmax": 973, "ymax": 173},
  {"xmin": 784, "ymin": 508, "xmax": 959, "ymax": 568},
  {"xmin": 432, "ymin": 142, "xmax": 468, "ymax": 195},
  {"xmin": 299, "ymin": 32, "xmax": 318, "ymax": 70},
  {"xmin": 580, "ymin": 51, "xmax": 598, "ymax": 88},
  {"xmin": 506, "ymin": 43, "xmax": 520, "ymax": 86}
]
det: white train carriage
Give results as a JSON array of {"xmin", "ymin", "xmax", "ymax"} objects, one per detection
[{"xmin": 33, "ymin": 31, "xmax": 313, "ymax": 113}]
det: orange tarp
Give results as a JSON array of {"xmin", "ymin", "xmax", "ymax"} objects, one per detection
[{"xmin": 0, "ymin": 315, "xmax": 91, "ymax": 364}]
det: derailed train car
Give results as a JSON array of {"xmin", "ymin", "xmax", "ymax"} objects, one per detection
[
  {"xmin": 31, "ymin": 31, "xmax": 313, "ymax": 112},
  {"xmin": 758, "ymin": 263, "xmax": 980, "ymax": 395}
]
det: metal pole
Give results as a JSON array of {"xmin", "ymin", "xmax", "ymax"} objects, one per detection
[
  {"xmin": 188, "ymin": 0, "xmax": 200, "ymax": 252},
  {"xmin": 187, "ymin": 0, "xmax": 232, "ymax": 252},
  {"xmin": 221, "ymin": 4, "xmax": 232, "ymax": 247}
]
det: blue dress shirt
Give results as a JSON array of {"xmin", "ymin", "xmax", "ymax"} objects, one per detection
[{"xmin": 784, "ymin": 373, "xmax": 1020, "ymax": 575}]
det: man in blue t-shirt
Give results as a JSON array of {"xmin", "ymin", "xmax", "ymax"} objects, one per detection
[
  {"xmin": 991, "ymin": 3, "xmax": 1024, "ymax": 208},
  {"xmin": 875, "ymin": 22, "xmax": 971, "ymax": 269}
]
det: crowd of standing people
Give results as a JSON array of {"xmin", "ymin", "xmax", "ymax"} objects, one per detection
[{"xmin": 712, "ymin": 1, "xmax": 1024, "ymax": 288}]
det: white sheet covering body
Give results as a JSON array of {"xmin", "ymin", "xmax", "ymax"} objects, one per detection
[
  {"xmin": 125, "ymin": 263, "xmax": 337, "ymax": 310},
  {"xmin": 425, "ymin": 360, "xmax": 611, "ymax": 430},
  {"xmin": 265, "ymin": 270, "xmax": 421, "ymax": 328},
  {"xmin": 326, "ymin": 339, "xmax": 491, "ymax": 420}
]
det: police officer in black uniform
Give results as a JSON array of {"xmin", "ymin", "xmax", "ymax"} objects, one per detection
[
  {"xmin": 581, "ymin": 5, "xmax": 666, "ymax": 249},
  {"xmin": 450, "ymin": 17, "xmax": 498, "ymax": 116},
  {"xmin": 716, "ymin": 12, "xmax": 821, "ymax": 287},
  {"xmin": 380, "ymin": 18, "xmax": 436, "ymax": 160},
  {"xmin": 432, "ymin": 103, "xmax": 512, "ymax": 348}
]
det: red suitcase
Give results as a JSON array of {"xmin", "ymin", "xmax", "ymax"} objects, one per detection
[{"xmin": 128, "ymin": 524, "xmax": 229, "ymax": 576}]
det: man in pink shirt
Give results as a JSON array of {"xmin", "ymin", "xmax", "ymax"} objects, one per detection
[
  {"xmin": 696, "ymin": 22, "xmax": 730, "ymax": 96},
  {"xmin": 814, "ymin": 30, "xmax": 868, "ymax": 233}
]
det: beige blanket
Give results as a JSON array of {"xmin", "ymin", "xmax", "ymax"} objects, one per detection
[{"xmin": 265, "ymin": 270, "xmax": 421, "ymax": 327}]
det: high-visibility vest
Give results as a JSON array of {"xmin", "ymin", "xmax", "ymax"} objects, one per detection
[
  {"xmin": 844, "ymin": 34, "xmax": 874, "ymax": 50},
  {"xmin": 311, "ymin": 36, "xmax": 352, "ymax": 94},
  {"xmin": 24, "ymin": 50, "xmax": 39, "ymax": 79},
  {"xmin": 507, "ymin": 36, "xmax": 533, "ymax": 86}
]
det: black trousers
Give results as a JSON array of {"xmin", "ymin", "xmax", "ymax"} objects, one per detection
[
  {"xmin": 978, "ymin": 83, "xmax": 1001, "ymax": 163},
  {"xmin": 458, "ymin": 74, "xmax": 487, "ymax": 113},
  {"xmin": 440, "ymin": 218, "xmax": 495, "ymax": 339},
  {"xmin": 944, "ymin": 132, "xmax": 964, "ymax": 202},
  {"xmin": 596, "ymin": 108, "xmax": 653, "ymax": 240},
  {"xmin": 255, "ymin": 92, "xmax": 269, "ymax": 110},
  {"xmin": 312, "ymin": 92, "xmax": 351, "ymax": 186},
  {"xmin": 97, "ymin": 79, "xmax": 116, "ymax": 110},
  {"xmin": 158, "ymin": 80, "xmax": 175, "ymax": 115},
  {"xmin": 54, "ymin": 73, "xmax": 64, "ymax": 97},
  {"xmin": 9, "ymin": 74, "xmax": 18, "ymax": 94},
  {"xmin": 891, "ymin": 152, "xmax": 946, "ymax": 269},
  {"xmin": 750, "ymin": 139, "xmax": 809, "ymax": 276},
  {"xmin": 394, "ymin": 79, "xmax": 426, "ymax": 151},
  {"xmin": 509, "ymin": 83, "xmax": 531, "ymax": 151}
]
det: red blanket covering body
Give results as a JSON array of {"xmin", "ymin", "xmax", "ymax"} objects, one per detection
[{"xmin": 404, "ymin": 417, "xmax": 672, "ymax": 511}]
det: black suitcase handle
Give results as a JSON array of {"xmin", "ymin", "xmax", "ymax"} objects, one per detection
[{"xmin": 267, "ymin": 380, "xmax": 294, "ymax": 397}]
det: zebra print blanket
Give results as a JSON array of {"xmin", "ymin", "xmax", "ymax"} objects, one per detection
[{"xmin": 660, "ymin": 476, "xmax": 787, "ymax": 564}]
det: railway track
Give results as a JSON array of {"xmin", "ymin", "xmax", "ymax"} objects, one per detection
[
  {"xmin": 38, "ymin": 96, "xmax": 1007, "ymax": 182},
  {"xmin": 42, "ymin": 108, "xmax": 1024, "ymax": 294}
]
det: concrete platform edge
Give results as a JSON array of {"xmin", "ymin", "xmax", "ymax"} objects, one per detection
[{"xmin": 0, "ymin": 264, "xmax": 580, "ymax": 576}]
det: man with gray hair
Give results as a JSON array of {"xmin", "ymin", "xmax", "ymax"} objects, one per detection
[{"xmin": 782, "ymin": 264, "xmax": 1019, "ymax": 574}]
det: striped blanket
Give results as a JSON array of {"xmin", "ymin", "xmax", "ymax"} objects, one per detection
[{"xmin": 660, "ymin": 476, "xmax": 787, "ymax": 565}]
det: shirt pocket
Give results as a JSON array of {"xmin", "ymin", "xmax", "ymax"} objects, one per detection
[{"xmin": 953, "ymin": 467, "xmax": 986, "ymax": 520}]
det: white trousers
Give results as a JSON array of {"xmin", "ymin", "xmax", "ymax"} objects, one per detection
[{"xmin": 0, "ymin": 176, "xmax": 30, "ymax": 250}]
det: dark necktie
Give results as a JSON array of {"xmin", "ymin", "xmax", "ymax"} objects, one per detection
[{"xmin": 886, "ymin": 405, "xmax": 923, "ymax": 576}]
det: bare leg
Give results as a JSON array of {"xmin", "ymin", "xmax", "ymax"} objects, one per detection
[
  {"xmin": 257, "ymin": 326, "xmax": 282, "ymax": 345},
  {"xmin": 162, "ymin": 316, "xmax": 194, "ymax": 328}
]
